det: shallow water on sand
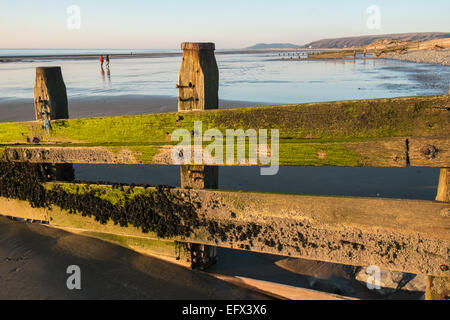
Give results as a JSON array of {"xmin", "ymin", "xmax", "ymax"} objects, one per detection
[{"xmin": 0, "ymin": 53, "xmax": 449, "ymax": 103}]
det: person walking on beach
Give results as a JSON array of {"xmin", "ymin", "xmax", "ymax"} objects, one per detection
[
  {"xmin": 105, "ymin": 55, "xmax": 110, "ymax": 68},
  {"xmin": 99, "ymin": 55, "xmax": 104, "ymax": 68}
]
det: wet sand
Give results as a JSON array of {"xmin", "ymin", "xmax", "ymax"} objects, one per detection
[
  {"xmin": 0, "ymin": 95, "xmax": 268, "ymax": 123},
  {"xmin": 0, "ymin": 216, "xmax": 271, "ymax": 300}
]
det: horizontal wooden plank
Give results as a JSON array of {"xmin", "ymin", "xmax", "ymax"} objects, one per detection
[
  {"xmin": 1, "ymin": 182, "xmax": 449, "ymax": 276},
  {"xmin": 0, "ymin": 95, "xmax": 447, "ymax": 167},
  {"xmin": 0, "ymin": 95, "xmax": 448, "ymax": 144},
  {"xmin": 0, "ymin": 137, "xmax": 410, "ymax": 167}
]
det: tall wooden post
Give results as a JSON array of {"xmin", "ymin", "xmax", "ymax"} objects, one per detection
[
  {"xmin": 34, "ymin": 67, "xmax": 74, "ymax": 182},
  {"xmin": 178, "ymin": 43, "xmax": 219, "ymax": 270},
  {"xmin": 426, "ymin": 168, "xmax": 450, "ymax": 300},
  {"xmin": 178, "ymin": 42, "xmax": 218, "ymax": 112}
]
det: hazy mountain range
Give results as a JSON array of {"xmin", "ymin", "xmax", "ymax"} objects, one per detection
[{"xmin": 247, "ymin": 32, "xmax": 450, "ymax": 49}]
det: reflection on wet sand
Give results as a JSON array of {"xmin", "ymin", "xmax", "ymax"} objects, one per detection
[{"xmin": 100, "ymin": 66, "xmax": 105, "ymax": 82}]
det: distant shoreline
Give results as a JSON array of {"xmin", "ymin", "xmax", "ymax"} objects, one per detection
[{"xmin": 0, "ymin": 49, "xmax": 332, "ymax": 63}]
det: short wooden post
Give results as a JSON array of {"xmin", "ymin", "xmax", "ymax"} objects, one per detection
[
  {"xmin": 34, "ymin": 67, "xmax": 69, "ymax": 120},
  {"xmin": 436, "ymin": 168, "xmax": 449, "ymax": 203},
  {"xmin": 34, "ymin": 67, "xmax": 73, "ymax": 182},
  {"xmin": 178, "ymin": 42, "xmax": 219, "ymax": 270},
  {"xmin": 426, "ymin": 168, "xmax": 450, "ymax": 300},
  {"xmin": 180, "ymin": 165, "xmax": 218, "ymax": 190}
]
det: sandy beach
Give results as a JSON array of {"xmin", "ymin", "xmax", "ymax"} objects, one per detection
[{"xmin": 0, "ymin": 216, "xmax": 272, "ymax": 300}]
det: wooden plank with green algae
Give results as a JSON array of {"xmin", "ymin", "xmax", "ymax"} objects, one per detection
[
  {"xmin": 0, "ymin": 95, "xmax": 447, "ymax": 167},
  {"xmin": 1, "ymin": 137, "xmax": 410, "ymax": 167},
  {"xmin": 0, "ymin": 95, "xmax": 448, "ymax": 145}
]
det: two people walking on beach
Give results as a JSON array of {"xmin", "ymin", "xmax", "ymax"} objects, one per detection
[{"xmin": 100, "ymin": 55, "xmax": 110, "ymax": 68}]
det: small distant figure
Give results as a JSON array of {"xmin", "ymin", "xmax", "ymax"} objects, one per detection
[
  {"xmin": 99, "ymin": 55, "xmax": 104, "ymax": 68},
  {"xmin": 105, "ymin": 55, "xmax": 110, "ymax": 68}
]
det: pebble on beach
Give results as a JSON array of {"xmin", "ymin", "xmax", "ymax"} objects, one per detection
[{"xmin": 387, "ymin": 48, "xmax": 450, "ymax": 66}]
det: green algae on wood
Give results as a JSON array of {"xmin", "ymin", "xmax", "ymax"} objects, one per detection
[
  {"xmin": 0, "ymin": 95, "xmax": 448, "ymax": 167},
  {"xmin": 0, "ymin": 95, "xmax": 448, "ymax": 146},
  {"xmin": 0, "ymin": 122, "xmax": 31, "ymax": 144},
  {"xmin": 0, "ymin": 137, "xmax": 410, "ymax": 167}
]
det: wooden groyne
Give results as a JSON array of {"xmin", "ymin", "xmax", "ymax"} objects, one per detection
[{"xmin": 0, "ymin": 42, "xmax": 448, "ymax": 300}]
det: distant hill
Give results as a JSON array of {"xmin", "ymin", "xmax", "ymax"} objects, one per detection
[
  {"xmin": 247, "ymin": 43, "xmax": 302, "ymax": 49},
  {"xmin": 302, "ymin": 32, "xmax": 450, "ymax": 49}
]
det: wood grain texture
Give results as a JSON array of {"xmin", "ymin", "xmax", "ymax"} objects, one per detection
[
  {"xmin": 1, "ymin": 138, "xmax": 410, "ymax": 167},
  {"xmin": 408, "ymin": 137, "xmax": 450, "ymax": 167},
  {"xmin": 436, "ymin": 168, "xmax": 449, "ymax": 202}
]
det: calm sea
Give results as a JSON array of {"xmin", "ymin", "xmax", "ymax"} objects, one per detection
[{"xmin": 1, "ymin": 50, "xmax": 449, "ymax": 104}]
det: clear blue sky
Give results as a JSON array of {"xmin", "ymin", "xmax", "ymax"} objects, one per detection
[{"xmin": 1, "ymin": 0, "xmax": 449, "ymax": 49}]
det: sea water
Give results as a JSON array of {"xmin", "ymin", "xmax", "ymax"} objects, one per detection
[{"xmin": 0, "ymin": 51, "xmax": 449, "ymax": 103}]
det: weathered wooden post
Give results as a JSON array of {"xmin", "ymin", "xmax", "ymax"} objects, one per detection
[
  {"xmin": 426, "ymin": 84, "xmax": 449, "ymax": 299},
  {"xmin": 178, "ymin": 42, "xmax": 218, "ymax": 269},
  {"xmin": 426, "ymin": 168, "xmax": 450, "ymax": 300},
  {"xmin": 34, "ymin": 67, "xmax": 74, "ymax": 181},
  {"xmin": 177, "ymin": 42, "xmax": 218, "ymax": 112},
  {"xmin": 436, "ymin": 168, "xmax": 449, "ymax": 203},
  {"xmin": 34, "ymin": 67, "xmax": 69, "ymax": 120}
]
